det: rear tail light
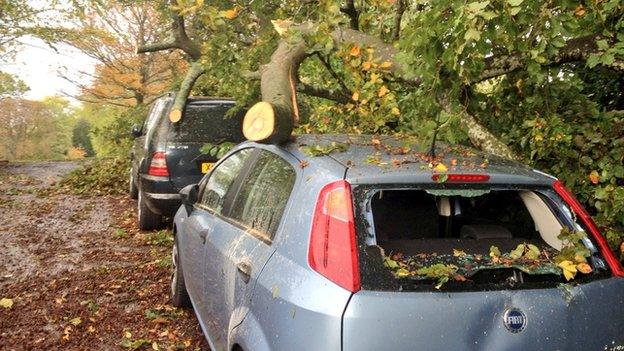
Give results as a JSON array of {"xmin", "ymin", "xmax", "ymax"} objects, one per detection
[
  {"xmin": 308, "ymin": 180, "xmax": 361, "ymax": 292},
  {"xmin": 148, "ymin": 151, "xmax": 169, "ymax": 177},
  {"xmin": 431, "ymin": 174, "xmax": 490, "ymax": 182},
  {"xmin": 553, "ymin": 180, "xmax": 624, "ymax": 277}
]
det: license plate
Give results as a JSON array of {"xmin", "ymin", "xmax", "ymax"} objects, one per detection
[{"xmin": 201, "ymin": 162, "xmax": 214, "ymax": 173}]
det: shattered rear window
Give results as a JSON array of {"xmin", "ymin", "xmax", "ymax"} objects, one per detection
[{"xmin": 355, "ymin": 186, "xmax": 602, "ymax": 291}]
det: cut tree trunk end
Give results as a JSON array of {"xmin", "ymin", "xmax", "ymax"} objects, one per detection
[{"xmin": 243, "ymin": 102, "xmax": 293, "ymax": 144}]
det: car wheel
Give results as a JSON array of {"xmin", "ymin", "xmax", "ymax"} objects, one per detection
[
  {"xmin": 129, "ymin": 170, "xmax": 138, "ymax": 199},
  {"xmin": 138, "ymin": 190, "xmax": 162, "ymax": 230},
  {"xmin": 171, "ymin": 236, "xmax": 191, "ymax": 308}
]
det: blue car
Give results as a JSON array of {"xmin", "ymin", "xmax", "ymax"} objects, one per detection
[{"xmin": 171, "ymin": 134, "xmax": 624, "ymax": 351}]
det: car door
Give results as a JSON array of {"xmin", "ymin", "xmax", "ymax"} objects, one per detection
[
  {"xmin": 203, "ymin": 148, "xmax": 297, "ymax": 350},
  {"xmin": 179, "ymin": 148, "xmax": 254, "ymax": 337}
]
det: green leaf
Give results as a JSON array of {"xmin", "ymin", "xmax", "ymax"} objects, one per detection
[
  {"xmin": 510, "ymin": 6, "xmax": 521, "ymax": 15},
  {"xmin": 507, "ymin": 0, "xmax": 523, "ymax": 6},
  {"xmin": 596, "ymin": 39, "xmax": 609, "ymax": 51},
  {"xmin": 464, "ymin": 28, "xmax": 481, "ymax": 42},
  {"xmin": 509, "ymin": 244, "xmax": 525, "ymax": 259},
  {"xmin": 587, "ymin": 54, "xmax": 601, "ymax": 68},
  {"xmin": 601, "ymin": 53, "xmax": 615, "ymax": 65},
  {"xmin": 467, "ymin": 1, "xmax": 490, "ymax": 12}
]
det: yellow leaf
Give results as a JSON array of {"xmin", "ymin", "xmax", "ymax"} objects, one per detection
[
  {"xmin": 271, "ymin": 20, "xmax": 292, "ymax": 36},
  {"xmin": 434, "ymin": 163, "xmax": 448, "ymax": 172},
  {"xmin": 351, "ymin": 91, "xmax": 360, "ymax": 101},
  {"xmin": 453, "ymin": 249, "xmax": 466, "ymax": 257},
  {"xmin": 0, "ymin": 298, "xmax": 13, "ymax": 309},
  {"xmin": 69, "ymin": 317, "xmax": 81, "ymax": 326},
  {"xmin": 378, "ymin": 85, "xmax": 389, "ymax": 97},
  {"xmin": 576, "ymin": 262, "xmax": 592, "ymax": 274},
  {"xmin": 349, "ymin": 45, "xmax": 361, "ymax": 57},
  {"xmin": 124, "ymin": 331, "xmax": 132, "ymax": 338},
  {"xmin": 489, "ymin": 245, "xmax": 501, "ymax": 258},
  {"xmin": 223, "ymin": 8, "xmax": 238, "ymax": 20},
  {"xmin": 558, "ymin": 260, "xmax": 577, "ymax": 281},
  {"xmin": 391, "ymin": 107, "xmax": 400, "ymax": 115},
  {"xmin": 362, "ymin": 61, "xmax": 372, "ymax": 70},
  {"xmin": 395, "ymin": 268, "xmax": 410, "ymax": 277},
  {"xmin": 589, "ymin": 170, "xmax": 600, "ymax": 185},
  {"xmin": 380, "ymin": 61, "xmax": 393, "ymax": 69},
  {"xmin": 370, "ymin": 73, "xmax": 380, "ymax": 84}
]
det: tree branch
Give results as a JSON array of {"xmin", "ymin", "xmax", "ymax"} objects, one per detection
[
  {"xmin": 168, "ymin": 61, "xmax": 205, "ymax": 122},
  {"xmin": 391, "ymin": 0, "xmax": 407, "ymax": 41},
  {"xmin": 477, "ymin": 34, "xmax": 624, "ymax": 83},
  {"xmin": 297, "ymin": 83, "xmax": 351, "ymax": 104},
  {"xmin": 340, "ymin": 0, "xmax": 359, "ymax": 30}
]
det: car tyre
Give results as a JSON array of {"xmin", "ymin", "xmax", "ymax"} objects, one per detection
[
  {"xmin": 171, "ymin": 235, "xmax": 191, "ymax": 308},
  {"xmin": 129, "ymin": 170, "xmax": 138, "ymax": 199},
  {"xmin": 138, "ymin": 190, "xmax": 162, "ymax": 231}
]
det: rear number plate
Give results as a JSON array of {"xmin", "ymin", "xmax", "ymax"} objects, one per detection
[{"xmin": 201, "ymin": 162, "xmax": 214, "ymax": 173}]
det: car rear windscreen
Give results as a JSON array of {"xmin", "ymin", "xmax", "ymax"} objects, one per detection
[
  {"xmin": 170, "ymin": 104, "xmax": 245, "ymax": 143},
  {"xmin": 355, "ymin": 187, "xmax": 605, "ymax": 291}
]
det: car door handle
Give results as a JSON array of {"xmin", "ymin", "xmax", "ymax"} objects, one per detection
[{"xmin": 236, "ymin": 261, "xmax": 252, "ymax": 284}]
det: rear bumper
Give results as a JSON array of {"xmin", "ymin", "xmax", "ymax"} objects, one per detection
[{"xmin": 139, "ymin": 174, "xmax": 181, "ymax": 217}]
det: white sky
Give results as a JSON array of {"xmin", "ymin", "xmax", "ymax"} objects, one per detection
[{"xmin": 0, "ymin": 36, "xmax": 96, "ymax": 103}]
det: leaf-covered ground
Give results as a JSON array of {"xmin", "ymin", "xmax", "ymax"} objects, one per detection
[{"xmin": 0, "ymin": 162, "xmax": 208, "ymax": 350}]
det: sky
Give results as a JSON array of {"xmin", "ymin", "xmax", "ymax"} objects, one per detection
[{"xmin": 0, "ymin": 36, "xmax": 96, "ymax": 104}]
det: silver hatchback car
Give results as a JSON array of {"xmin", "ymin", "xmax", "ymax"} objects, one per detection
[{"xmin": 171, "ymin": 134, "xmax": 624, "ymax": 351}]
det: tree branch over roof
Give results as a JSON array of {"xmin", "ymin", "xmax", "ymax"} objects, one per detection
[{"xmin": 136, "ymin": 0, "xmax": 203, "ymax": 122}]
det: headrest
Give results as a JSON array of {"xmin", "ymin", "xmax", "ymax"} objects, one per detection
[{"xmin": 460, "ymin": 225, "xmax": 513, "ymax": 239}]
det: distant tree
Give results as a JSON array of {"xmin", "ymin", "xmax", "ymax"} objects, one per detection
[
  {"xmin": 71, "ymin": 118, "xmax": 94, "ymax": 157},
  {"xmin": 60, "ymin": 0, "xmax": 185, "ymax": 107},
  {"xmin": 0, "ymin": 98, "xmax": 66, "ymax": 160},
  {"xmin": 0, "ymin": 71, "xmax": 29, "ymax": 97}
]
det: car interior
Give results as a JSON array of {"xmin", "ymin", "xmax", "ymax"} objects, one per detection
[{"xmin": 371, "ymin": 189, "xmax": 564, "ymax": 256}]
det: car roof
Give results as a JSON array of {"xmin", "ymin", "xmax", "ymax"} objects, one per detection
[{"xmin": 278, "ymin": 134, "xmax": 556, "ymax": 186}]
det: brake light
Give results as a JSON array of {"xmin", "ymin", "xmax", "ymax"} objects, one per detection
[
  {"xmin": 148, "ymin": 151, "xmax": 169, "ymax": 177},
  {"xmin": 308, "ymin": 180, "xmax": 360, "ymax": 292},
  {"xmin": 553, "ymin": 180, "xmax": 624, "ymax": 277},
  {"xmin": 431, "ymin": 174, "xmax": 490, "ymax": 182}
]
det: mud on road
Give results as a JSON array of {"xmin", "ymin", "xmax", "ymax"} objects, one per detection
[{"xmin": 0, "ymin": 161, "xmax": 208, "ymax": 350}]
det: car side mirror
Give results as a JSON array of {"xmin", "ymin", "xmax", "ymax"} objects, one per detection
[
  {"xmin": 131, "ymin": 124, "xmax": 142, "ymax": 138},
  {"xmin": 179, "ymin": 184, "xmax": 198, "ymax": 213}
]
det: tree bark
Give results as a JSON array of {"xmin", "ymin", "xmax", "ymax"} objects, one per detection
[{"xmin": 169, "ymin": 61, "xmax": 205, "ymax": 123}]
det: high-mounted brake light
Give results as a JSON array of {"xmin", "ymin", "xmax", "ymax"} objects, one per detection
[
  {"xmin": 148, "ymin": 151, "xmax": 169, "ymax": 177},
  {"xmin": 431, "ymin": 174, "xmax": 490, "ymax": 182},
  {"xmin": 308, "ymin": 180, "xmax": 361, "ymax": 292},
  {"xmin": 553, "ymin": 180, "xmax": 624, "ymax": 277}
]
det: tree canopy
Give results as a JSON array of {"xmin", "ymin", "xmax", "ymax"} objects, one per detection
[{"xmin": 131, "ymin": 0, "xmax": 623, "ymax": 235}]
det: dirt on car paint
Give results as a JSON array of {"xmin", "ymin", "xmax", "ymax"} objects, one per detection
[{"xmin": 0, "ymin": 161, "xmax": 208, "ymax": 350}]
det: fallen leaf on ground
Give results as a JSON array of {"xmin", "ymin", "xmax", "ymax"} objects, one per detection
[{"xmin": 0, "ymin": 298, "xmax": 13, "ymax": 309}]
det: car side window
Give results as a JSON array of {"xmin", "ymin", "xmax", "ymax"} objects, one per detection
[
  {"xmin": 229, "ymin": 150, "xmax": 296, "ymax": 240},
  {"xmin": 199, "ymin": 148, "xmax": 252, "ymax": 214},
  {"xmin": 143, "ymin": 98, "xmax": 165, "ymax": 133}
]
